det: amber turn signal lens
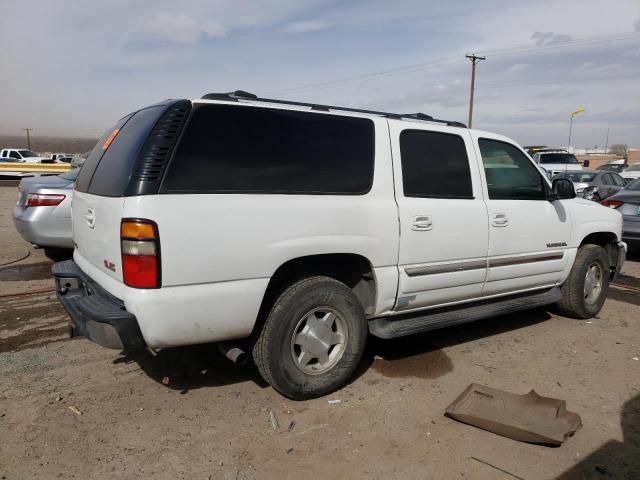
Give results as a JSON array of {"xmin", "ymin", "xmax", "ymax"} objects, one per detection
[{"xmin": 121, "ymin": 221, "xmax": 156, "ymax": 239}]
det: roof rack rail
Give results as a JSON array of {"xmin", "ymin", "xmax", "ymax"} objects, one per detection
[
  {"xmin": 401, "ymin": 113, "xmax": 466, "ymax": 128},
  {"xmin": 200, "ymin": 91, "xmax": 466, "ymax": 128}
]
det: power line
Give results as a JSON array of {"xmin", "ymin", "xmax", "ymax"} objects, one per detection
[
  {"xmin": 263, "ymin": 32, "xmax": 640, "ymax": 95},
  {"xmin": 473, "ymin": 73, "xmax": 640, "ymax": 91}
]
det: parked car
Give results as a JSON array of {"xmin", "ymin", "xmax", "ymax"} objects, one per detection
[
  {"xmin": 532, "ymin": 150, "xmax": 583, "ymax": 177},
  {"xmin": 13, "ymin": 167, "xmax": 79, "ymax": 249},
  {"xmin": 602, "ymin": 178, "xmax": 640, "ymax": 246},
  {"xmin": 620, "ymin": 163, "xmax": 640, "ymax": 183},
  {"xmin": 0, "ymin": 148, "xmax": 52, "ymax": 163},
  {"xmin": 596, "ymin": 163, "xmax": 628, "ymax": 174},
  {"xmin": 52, "ymin": 91, "xmax": 626, "ymax": 399},
  {"xmin": 552, "ymin": 170, "xmax": 627, "ymax": 201}
]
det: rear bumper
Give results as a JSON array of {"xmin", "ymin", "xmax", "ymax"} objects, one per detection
[
  {"xmin": 52, "ymin": 260, "xmax": 145, "ymax": 351},
  {"xmin": 13, "ymin": 205, "xmax": 73, "ymax": 248}
]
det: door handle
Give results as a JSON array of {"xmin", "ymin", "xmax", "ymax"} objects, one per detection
[
  {"xmin": 85, "ymin": 208, "xmax": 95, "ymax": 229},
  {"xmin": 491, "ymin": 213, "xmax": 509, "ymax": 227},
  {"xmin": 411, "ymin": 215, "xmax": 433, "ymax": 231}
]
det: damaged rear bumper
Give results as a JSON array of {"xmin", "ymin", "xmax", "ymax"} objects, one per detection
[{"xmin": 52, "ymin": 260, "xmax": 146, "ymax": 352}]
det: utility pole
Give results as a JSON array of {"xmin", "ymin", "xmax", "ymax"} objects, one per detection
[
  {"xmin": 604, "ymin": 128, "xmax": 610, "ymax": 154},
  {"xmin": 22, "ymin": 128, "xmax": 33, "ymax": 150},
  {"xmin": 466, "ymin": 53, "xmax": 485, "ymax": 128}
]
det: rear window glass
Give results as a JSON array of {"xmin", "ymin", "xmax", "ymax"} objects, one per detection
[
  {"xmin": 554, "ymin": 172, "xmax": 596, "ymax": 183},
  {"xmin": 399, "ymin": 130, "xmax": 473, "ymax": 198},
  {"xmin": 75, "ymin": 114, "xmax": 133, "ymax": 192},
  {"xmin": 161, "ymin": 104, "xmax": 375, "ymax": 195},
  {"xmin": 539, "ymin": 153, "xmax": 579, "ymax": 165},
  {"xmin": 85, "ymin": 106, "xmax": 166, "ymax": 197}
]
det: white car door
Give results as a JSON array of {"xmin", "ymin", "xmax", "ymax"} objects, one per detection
[
  {"xmin": 390, "ymin": 121, "xmax": 489, "ymax": 312},
  {"xmin": 471, "ymin": 133, "xmax": 573, "ymax": 296}
]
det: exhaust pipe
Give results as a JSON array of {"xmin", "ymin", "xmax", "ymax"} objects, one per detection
[{"xmin": 218, "ymin": 343, "xmax": 248, "ymax": 366}]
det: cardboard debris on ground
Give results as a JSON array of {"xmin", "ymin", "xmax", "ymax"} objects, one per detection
[{"xmin": 445, "ymin": 383, "xmax": 581, "ymax": 445}]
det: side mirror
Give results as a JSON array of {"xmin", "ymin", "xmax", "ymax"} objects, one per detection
[
  {"xmin": 583, "ymin": 159, "xmax": 590, "ymax": 167},
  {"xmin": 550, "ymin": 178, "xmax": 576, "ymax": 200}
]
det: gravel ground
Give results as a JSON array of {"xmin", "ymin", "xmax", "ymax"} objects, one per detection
[{"xmin": 0, "ymin": 185, "xmax": 638, "ymax": 480}]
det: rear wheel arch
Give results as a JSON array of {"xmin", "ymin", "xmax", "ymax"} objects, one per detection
[{"xmin": 253, "ymin": 253, "xmax": 377, "ymax": 335}]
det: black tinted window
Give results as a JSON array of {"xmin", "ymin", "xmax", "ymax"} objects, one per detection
[
  {"xmin": 75, "ymin": 114, "xmax": 132, "ymax": 192},
  {"xmin": 88, "ymin": 106, "xmax": 165, "ymax": 196},
  {"xmin": 161, "ymin": 104, "xmax": 375, "ymax": 195},
  {"xmin": 399, "ymin": 130, "xmax": 473, "ymax": 198},
  {"xmin": 479, "ymin": 138, "xmax": 546, "ymax": 200}
]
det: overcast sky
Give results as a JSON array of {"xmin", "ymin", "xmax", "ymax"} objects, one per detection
[{"xmin": 1, "ymin": 0, "xmax": 639, "ymax": 148}]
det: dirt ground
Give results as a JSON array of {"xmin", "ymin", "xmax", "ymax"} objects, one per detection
[{"xmin": 1, "ymin": 185, "xmax": 639, "ymax": 480}]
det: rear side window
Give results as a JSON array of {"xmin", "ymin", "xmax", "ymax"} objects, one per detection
[
  {"xmin": 399, "ymin": 130, "xmax": 473, "ymax": 198},
  {"xmin": 161, "ymin": 104, "xmax": 375, "ymax": 195}
]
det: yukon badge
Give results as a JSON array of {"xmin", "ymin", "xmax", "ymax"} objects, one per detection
[
  {"xmin": 546, "ymin": 242, "xmax": 567, "ymax": 248},
  {"xmin": 103, "ymin": 260, "xmax": 116, "ymax": 272}
]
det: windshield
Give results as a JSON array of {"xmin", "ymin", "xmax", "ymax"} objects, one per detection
[
  {"xmin": 555, "ymin": 172, "xmax": 596, "ymax": 183},
  {"xmin": 18, "ymin": 150, "xmax": 38, "ymax": 158},
  {"xmin": 59, "ymin": 167, "xmax": 80, "ymax": 181},
  {"xmin": 626, "ymin": 164, "xmax": 640, "ymax": 171},
  {"xmin": 539, "ymin": 153, "xmax": 579, "ymax": 165}
]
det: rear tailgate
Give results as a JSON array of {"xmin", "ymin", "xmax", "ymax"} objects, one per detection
[
  {"xmin": 72, "ymin": 191, "xmax": 125, "ymax": 282},
  {"xmin": 72, "ymin": 100, "xmax": 190, "ymax": 285}
]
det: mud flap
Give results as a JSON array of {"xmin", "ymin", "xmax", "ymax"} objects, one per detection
[{"xmin": 445, "ymin": 384, "xmax": 582, "ymax": 445}]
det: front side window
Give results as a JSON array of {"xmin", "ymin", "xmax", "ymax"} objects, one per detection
[
  {"xmin": 162, "ymin": 104, "xmax": 375, "ymax": 195},
  {"xmin": 399, "ymin": 130, "xmax": 473, "ymax": 198},
  {"xmin": 9, "ymin": 151, "xmax": 21, "ymax": 159},
  {"xmin": 479, "ymin": 138, "xmax": 546, "ymax": 200}
]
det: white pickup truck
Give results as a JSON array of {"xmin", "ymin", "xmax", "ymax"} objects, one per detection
[
  {"xmin": 53, "ymin": 92, "xmax": 626, "ymax": 399},
  {"xmin": 0, "ymin": 148, "xmax": 50, "ymax": 163},
  {"xmin": 532, "ymin": 150, "xmax": 583, "ymax": 177}
]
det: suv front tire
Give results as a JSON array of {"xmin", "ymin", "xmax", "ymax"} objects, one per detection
[
  {"xmin": 252, "ymin": 276, "xmax": 367, "ymax": 400},
  {"xmin": 557, "ymin": 244, "xmax": 610, "ymax": 319}
]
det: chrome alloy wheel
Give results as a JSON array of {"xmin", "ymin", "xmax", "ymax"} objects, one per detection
[
  {"xmin": 584, "ymin": 262, "xmax": 603, "ymax": 305},
  {"xmin": 290, "ymin": 307, "xmax": 348, "ymax": 375}
]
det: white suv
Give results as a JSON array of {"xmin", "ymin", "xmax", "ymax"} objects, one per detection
[{"xmin": 53, "ymin": 91, "xmax": 626, "ymax": 399}]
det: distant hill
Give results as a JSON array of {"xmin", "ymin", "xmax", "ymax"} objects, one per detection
[{"xmin": 0, "ymin": 135, "xmax": 98, "ymax": 155}]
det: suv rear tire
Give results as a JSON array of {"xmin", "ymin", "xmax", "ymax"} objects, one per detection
[
  {"xmin": 252, "ymin": 276, "xmax": 367, "ymax": 400},
  {"xmin": 556, "ymin": 244, "xmax": 609, "ymax": 319}
]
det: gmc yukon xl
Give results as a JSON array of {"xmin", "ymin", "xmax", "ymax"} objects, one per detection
[{"xmin": 53, "ymin": 91, "xmax": 626, "ymax": 399}]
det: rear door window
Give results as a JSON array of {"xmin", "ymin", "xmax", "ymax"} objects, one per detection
[
  {"xmin": 161, "ymin": 104, "xmax": 375, "ymax": 195},
  {"xmin": 399, "ymin": 130, "xmax": 473, "ymax": 198}
]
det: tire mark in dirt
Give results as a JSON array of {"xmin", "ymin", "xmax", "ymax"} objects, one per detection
[
  {"xmin": 0, "ymin": 293, "xmax": 68, "ymax": 352},
  {"xmin": 610, "ymin": 274, "xmax": 640, "ymax": 306}
]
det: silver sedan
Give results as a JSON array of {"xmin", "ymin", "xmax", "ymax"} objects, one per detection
[
  {"xmin": 12, "ymin": 168, "xmax": 79, "ymax": 249},
  {"xmin": 551, "ymin": 170, "xmax": 627, "ymax": 201}
]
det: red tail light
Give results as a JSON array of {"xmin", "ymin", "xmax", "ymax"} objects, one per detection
[
  {"xmin": 26, "ymin": 193, "xmax": 65, "ymax": 207},
  {"xmin": 601, "ymin": 199, "xmax": 624, "ymax": 209},
  {"xmin": 121, "ymin": 219, "xmax": 160, "ymax": 288}
]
